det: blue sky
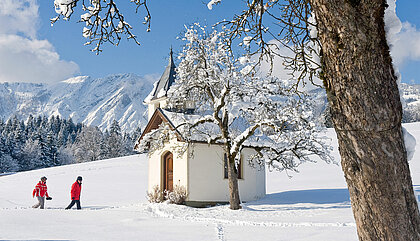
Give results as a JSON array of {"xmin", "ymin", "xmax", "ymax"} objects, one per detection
[
  {"xmin": 0, "ymin": 0, "xmax": 419, "ymax": 84},
  {"xmin": 394, "ymin": 0, "xmax": 420, "ymax": 84},
  {"xmin": 37, "ymin": 1, "xmax": 243, "ymax": 80}
]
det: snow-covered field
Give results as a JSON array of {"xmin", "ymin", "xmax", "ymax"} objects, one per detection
[{"xmin": 2, "ymin": 124, "xmax": 420, "ymax": 240}]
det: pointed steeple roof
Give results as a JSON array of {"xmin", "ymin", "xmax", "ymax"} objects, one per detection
[{"xmin": 148, "ymin": 48, "xmax": 176, "ymax": 101}]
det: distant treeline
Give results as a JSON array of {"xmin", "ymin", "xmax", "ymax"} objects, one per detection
[{"xmin": 0, "ymin": 115, "xmax": 141, "ymax": 173}]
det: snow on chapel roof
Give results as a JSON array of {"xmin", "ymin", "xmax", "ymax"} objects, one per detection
[{"xmin": 144, "ymin": 49, "xmax": 176, "ymax": 103}]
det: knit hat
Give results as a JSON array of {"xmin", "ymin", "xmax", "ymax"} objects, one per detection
[
  {"xmin": 41, "ymin": 176, "xmax": 47, "ymax": 181},
  {"xmin": 77, "ymin": 176, "xmax": 83, "ymax": 181}
]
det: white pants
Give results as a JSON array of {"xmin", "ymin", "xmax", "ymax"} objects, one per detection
[{"xmin": 32, "ymin": 196, "xmax": 45, "ymax": 209}]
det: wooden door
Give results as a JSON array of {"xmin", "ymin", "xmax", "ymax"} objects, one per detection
[{"xmin": 163, "ymin": 152, "xmax": 173, "ymax": 192}]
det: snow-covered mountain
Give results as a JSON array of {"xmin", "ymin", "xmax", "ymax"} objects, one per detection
[
  {"xmin": 1, "ymin": 76, "xmax": 419, "ymax": 133},
  {"xmin": 0, "ymin": 74, "xmax": 154, "ymax": 133}
]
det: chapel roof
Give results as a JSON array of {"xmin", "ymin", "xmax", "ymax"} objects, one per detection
[{"xmin": 145, "ymin": 49, "xmax": 176, "ymax": 102}]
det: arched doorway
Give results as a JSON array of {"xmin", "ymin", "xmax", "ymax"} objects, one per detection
[{"xmin": 163, "ymin": 152, "xmax": 173, "ymax": 192}]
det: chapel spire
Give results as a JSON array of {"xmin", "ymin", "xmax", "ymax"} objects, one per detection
[
  {"xmin": 148, "ymin": 49, "xmax": 176, "ymax": 101},
  {"xmin": 145, "ymin": 49, "xmax": 177, "ymax": 120}
]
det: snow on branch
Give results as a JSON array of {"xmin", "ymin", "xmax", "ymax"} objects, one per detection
[
  {"xmin": 165, "ymin": 24, "xmax": 332, "ymax": 172},
  {"xmin": 136, "ymin": 122, "xmax": 187, "ymax": 157},
  {"xmin": 212, "ymin": 0, "xmax": 321, "ymax": 89},
  {"xmin": 207, "ymin": 0, "xmax": 222, "ymax": 10},
  {"xmin": 52, "ymin": 0, "xmax": 151, "ymax": 54}
]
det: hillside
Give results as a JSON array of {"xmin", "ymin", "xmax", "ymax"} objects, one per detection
[{"xmin": 1, "ymin": 123, "xmax": 420, "ymax": 240}]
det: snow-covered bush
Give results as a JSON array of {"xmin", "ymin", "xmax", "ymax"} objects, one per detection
[
  {"xmin": 165, "ymin": 185, "xmax": 188, "ymax": 205},
  {"xmin": 146, "ymin": 185, "xmax": 164, "ymax": 203},
  {"xmin": 146, "ymin": 185, "xmax": 188, "ymax": 204}
]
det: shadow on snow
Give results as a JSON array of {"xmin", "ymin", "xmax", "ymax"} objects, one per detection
[{"xmin": 252, "ymin": 188, "xmax": 350, "ymax": 206}]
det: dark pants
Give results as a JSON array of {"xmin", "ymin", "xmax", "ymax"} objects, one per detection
[{"xmin": 65, "ymin": 199, "xmax": 81, "ymax": 210}]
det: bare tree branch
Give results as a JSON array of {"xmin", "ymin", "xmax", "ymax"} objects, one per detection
[
  {"xmin": 51, "ymin": 0, "xmax": 151, "ymax": 54},
  {"xmin": 216, "ymin": 0, "xmax": 322, "ymax": 89}
]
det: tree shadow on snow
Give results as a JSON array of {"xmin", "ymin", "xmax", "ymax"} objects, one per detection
[{"xmin": 250, "ymin": 188, "xmax": 350, "ymax": 207}]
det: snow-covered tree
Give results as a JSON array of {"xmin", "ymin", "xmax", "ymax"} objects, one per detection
[
  {"xmin": 132, "ymin": 127, "xmax": 142, "ymax": 145},
  {"xmin": 73, "ymin": 126, "xmax": 105, "ymax": 163},
  {"xmin": 0, "ymin": 153, "xmax": 19, "ymax": 173},
  {"xmin": 160, "ymin": 26, "xmax": 331, "ymax": 210},
  {"xmin": 0, "ymin": 114, "xmax": 138, "ymax": 171},
  {"xmin": 0, "ymin": 135, "xmax": 18, "ymax": 173},
  {"xmin": 32, "ymin": 128, "xmax": 50, "ymax": 169},
  {"xmin": 57, "ymin": 146, "xmax": 75, "ymax": 165},
  {"xmin": 122, "ymin": 132, "xmax": 136, "ymax": 156},
  {"xmin": 45, "ymin": 131, "xmax": 59, "ymax": 166},
  {"xmin": 21, "ymin": 139, "xmax": 43, "ymax": 170},
  {"xmin": 57, "ymin": 122, "xmax": 69, "ymax": 148},
  {"xmin": 106, "ymin": 120, "xmax": 124, "ymax": 158}
]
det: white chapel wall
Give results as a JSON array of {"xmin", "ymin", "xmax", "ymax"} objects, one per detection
[
  {"xmin": 147, "ymin": 138, "xmax": 265, "ymax": 202},
  {"xmin": 188, "ymin": 144, "xmax": 266, "ymax": 202},
  {"xmin": 147, "ymin": 137, "xmax": 188, "ymax": 193}
]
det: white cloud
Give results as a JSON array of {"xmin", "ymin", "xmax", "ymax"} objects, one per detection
[
  {"xmin": 391, "ymin": 22, "xmax": 420, "ymax": 67},
  {"xmin": 0, "ymin": 35, "xmax": 79, "ymax": 83},
  {"xmin": 386, "ymin": 0, "xmax": 420, "ymax": 67},
  {"xmin": 0, "ymin": 0, "xmax": 38, "ymax": 38},
  {"xmin": 0, "ymin": 0, "xmax": 79, "ymax": 83}
]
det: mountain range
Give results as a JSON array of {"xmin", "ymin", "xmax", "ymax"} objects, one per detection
[
  {"xmin": 0, "ymin": 74, "xmax": 154, "ymax": 133},
  {"xmin": 0, "ymin": 75, "xmax": 418, "ymax": 133}
]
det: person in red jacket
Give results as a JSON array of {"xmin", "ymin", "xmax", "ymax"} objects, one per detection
[
  {"xmin": 65, "ymin": 176, "xmax": 82, "ymax": 210},
  {"xmin": 32, "ymin": 176, "xmax": 52, "ymax": 209}
]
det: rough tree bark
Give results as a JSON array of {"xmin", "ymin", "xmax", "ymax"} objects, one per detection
[
  {"xmin": 227, "ymin": 156, "xmax": 241, "ymax": 210},
  {"xmin": 309, "ymin": 0, "xmax": 420, "ymax": 240}
]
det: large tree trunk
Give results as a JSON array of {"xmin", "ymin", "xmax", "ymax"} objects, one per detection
[
  {"xmin": 227, "ymin": 156, "xmax": 241, "ymax": 210},
  {"xmin": 309, "ymin": 0, "xmax": 420, "ymax": 240}
]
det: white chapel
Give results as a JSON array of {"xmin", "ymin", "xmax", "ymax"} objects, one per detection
[{"xmin": 135, "ymin": 50, "xmax": 266, "ymax": 206}]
